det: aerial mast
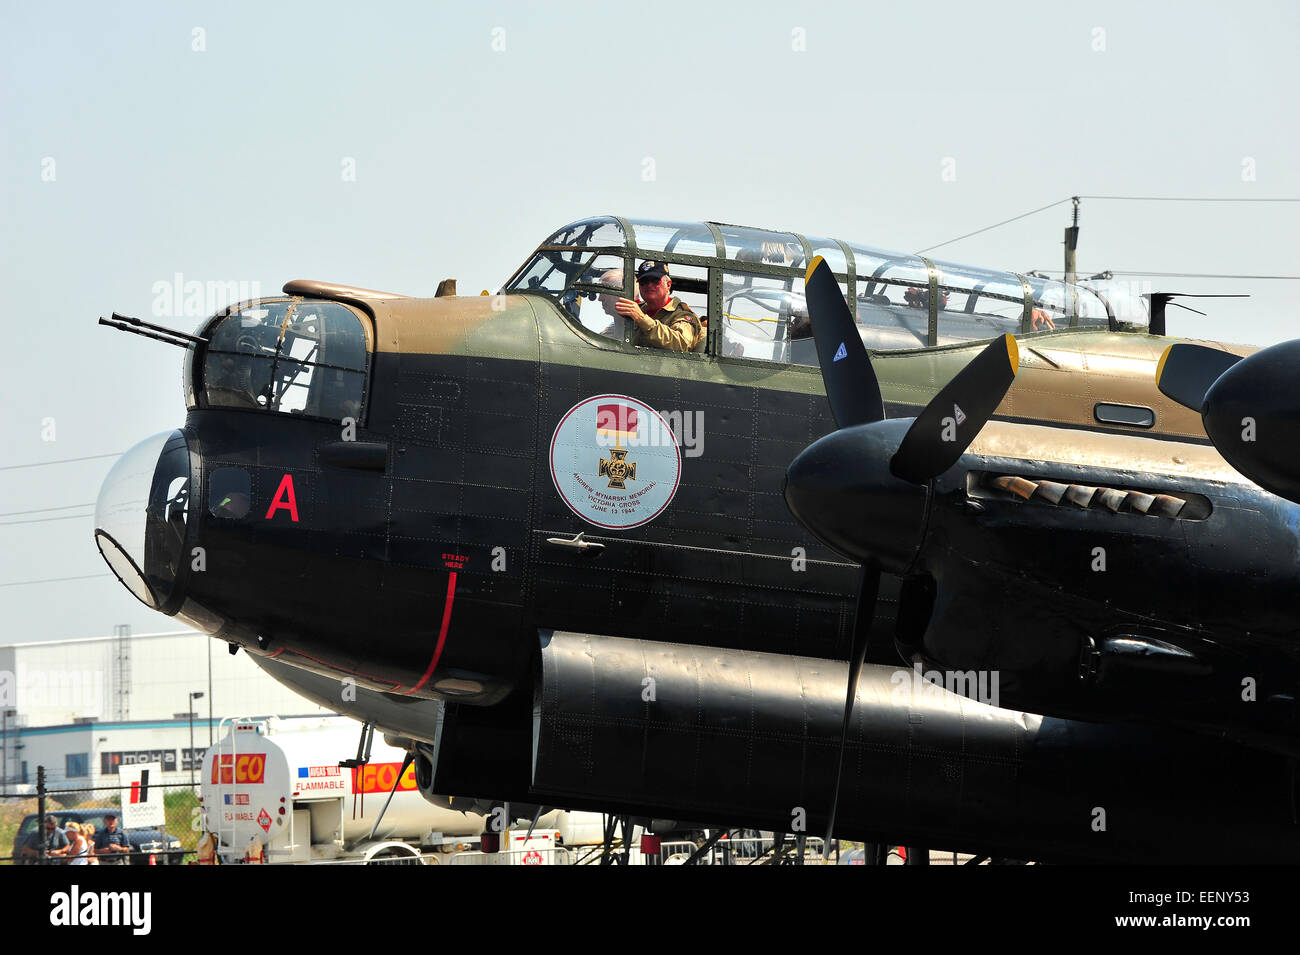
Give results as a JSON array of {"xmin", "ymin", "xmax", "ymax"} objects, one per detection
[{"xmin": 1064, "ymin": 196, "xmax": 1080, "ymax": 286}]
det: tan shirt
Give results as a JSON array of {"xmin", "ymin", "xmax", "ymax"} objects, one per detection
[{"xmin": 634, "ymin": 297, "xmax": 703, "ymax": 352}]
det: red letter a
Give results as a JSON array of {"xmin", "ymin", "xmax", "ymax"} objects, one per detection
[{"xmin": 265, "ymin": 473, "xmax": 300, "ymax": 522}]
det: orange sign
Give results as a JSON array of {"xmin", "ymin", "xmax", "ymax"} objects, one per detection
[
  {"xmin": 211, "ymin": 753, "xmax": 267, "ymax": 785},
  {"xmin": 351, "ymin": 761, "xmax": 418, "ymax": 795}
]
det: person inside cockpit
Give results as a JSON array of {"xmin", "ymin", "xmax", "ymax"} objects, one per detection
[
  {"xmin": 614, "ymin": 260, "xmax": 703, "ymax": 352},
  {"xmin": 903, "ymin": 285, "xmax": 950, "ymax": 310},
  {"xmin": 595, "ymin": 267, "xmax": 621, "ymax": 319}
]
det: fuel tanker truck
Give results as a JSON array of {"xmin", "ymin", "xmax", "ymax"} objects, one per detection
[{"xmin": 200, "ymin": 716, "xmax": 491, "ymax": 864}]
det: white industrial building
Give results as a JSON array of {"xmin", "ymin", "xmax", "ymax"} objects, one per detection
[{"xmin": 0, "ymin": 628, "xmax": 335, "ymax": 794}]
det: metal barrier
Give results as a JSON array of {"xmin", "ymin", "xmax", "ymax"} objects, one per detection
[
  {"xmin": 447, "ymin": 845, "xmax": 576, "ymax": 866},
  {"xmin": 660, "ymin": 835, "xmax": 828, "ymax": 865}
]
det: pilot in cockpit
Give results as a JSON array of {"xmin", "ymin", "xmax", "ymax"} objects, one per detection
[
  {"xmin": 595, "ymin": 267, "xmax": 625, "ymax": 336},
  {"xmin": 614, "ymin": 261, "xmax": 703, "ymax": 352}
]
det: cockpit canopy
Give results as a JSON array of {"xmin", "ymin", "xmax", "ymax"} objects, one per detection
[
  {"xmin": 187, "ymin": 298, "xmax": 370, "ymax": 421},
  {"xmin": 505, "ymin": 216, "xmax": 1141, "ymax": 365}
]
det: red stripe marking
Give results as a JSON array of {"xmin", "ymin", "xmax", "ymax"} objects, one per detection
[{"xmin": 403, "ymin": 571, "xmax": 458, "ymax": 696}]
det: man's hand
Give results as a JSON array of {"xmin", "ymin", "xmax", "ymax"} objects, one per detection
[
  {"xmin": 1030, "ymin": 308, "xmax": 1056, "ymax": 331},
  {"xmin": 614, "ymin": 298, "xmax": 651, "ymax": 327}
]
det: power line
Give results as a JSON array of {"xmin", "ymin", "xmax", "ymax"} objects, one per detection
[
  {"xmin": 1080, "ymin": 195, "xmax": 1300, "ymax": 202},
  {"xmin": 0, "ymin": 573, "xmax": 111, "ymax": 589},
  {"xmin": 1035, "ymin": 270, "xmax": 1300, "ymax": 281},
  {"xmin": 0, "ymin": 453, "xmax": 121, "ymax": 473},
  {"xmin": 0, "ymin": 512, "xmax": 95, "ymax": 528},
  {"xmin": 917, "ymin": 194, "xmax": 1299, "ymax": 256},
  {"xmin": 0, "ymin": 503, "xmax": 95, "ymax": 518},
  {"xmin": 915, "ymin": 198, "xmax": 1072, "ymax": 255}
]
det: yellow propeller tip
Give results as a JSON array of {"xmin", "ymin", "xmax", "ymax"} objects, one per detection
[
  {"xmin": 1005, "ymin": 334, "xmax": 1020, "ymax": 376},
  {"xmin": 805, "ymin": 255, "xmax": 825, "ymax": 285}
]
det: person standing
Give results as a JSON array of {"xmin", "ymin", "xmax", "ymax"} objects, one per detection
[
  {"xmin": 80, "ymin": 824, "xmax": 100, "ymax": 865},
  {"xmin": 21, "ymin": 814, "xmax": 70, "ymax": 864},
  {"xmin": 94, "ymin": 812, "xmax": 132, "ymax": 864},
  {"xmin": 64, "ymin": 822, "xmax": 90, "ymax": 865}
]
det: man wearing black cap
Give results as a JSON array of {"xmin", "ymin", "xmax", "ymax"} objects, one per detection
[{"xmin": 614, "ymin": 260, "xmax": 703, "ymax": 352}]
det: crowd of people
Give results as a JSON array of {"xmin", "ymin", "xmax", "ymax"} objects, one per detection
[{"xmin": 20, "ymin": 812, "xmax": 133, "ymax": 864}]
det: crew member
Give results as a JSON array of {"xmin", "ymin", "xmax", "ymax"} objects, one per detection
[
  {"xmin": 614, "ymin": 261, "xmax": 703, "ymax": 352},
  {"xmin": 595, "ymin": 267, "xmax": 625, "ymax": 337},
  {"xmin": 903, "ymin": 285, "xmax": 950, "ymax": 310}
]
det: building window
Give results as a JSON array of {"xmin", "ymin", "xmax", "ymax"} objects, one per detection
[{"xmin": 66, "ymin": 752, "xmax": 89, "ymax": 778}]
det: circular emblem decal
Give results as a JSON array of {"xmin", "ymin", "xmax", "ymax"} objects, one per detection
[{"xmin": 549, "ymin": 394, "xmax": 681, "ymax": 530}]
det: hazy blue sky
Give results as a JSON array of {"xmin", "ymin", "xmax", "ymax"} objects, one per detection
[{"xmin": 2, "ymin": 1, "xmax": 1297, "ymax": 642}]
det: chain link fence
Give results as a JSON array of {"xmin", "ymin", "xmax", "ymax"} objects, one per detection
[{"xmin": 1, "ymin": 765, "xmax": 201, "ymax": 865}]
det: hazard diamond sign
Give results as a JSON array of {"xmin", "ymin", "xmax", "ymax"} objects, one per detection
[
  {"xmin": 522, "ymin": 850, "xmax": 543, "ymax": 865},
  {"xmin": 257, "ymin": 808, "xmax": 272, "ymax": 832}
]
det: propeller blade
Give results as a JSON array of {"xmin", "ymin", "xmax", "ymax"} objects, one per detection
[
  {"xmin": 805, "ymin": 256, "xmax": 885, "ymax": 429},
  {"xmin": 823, "ymin": 564, "xmax": 881, "ymax": 853},
  {"xmin": 890, "ymin": 334, "xmax": 1019, "ymax": 483},
  {"xmin": 1156, "ymin": 343, "xmax": 1242, "ymax": 412}
]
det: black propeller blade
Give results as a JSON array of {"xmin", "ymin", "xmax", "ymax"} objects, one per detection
[
  {"xmin": 805, "ymin": 256, "xmax": 885, "ymax": 428},
  {"xmin": 1156, "ymin": 342, "xmax": 1241, "ymax": 412},
  {"xmin": 1159, "ymin": 339, "xmax": 1300, "ymax": 504},
  {"xmin": 891, "ymin": 334, "xmax": 1019, "ymax": 483},
  {"xmin": 796, "ymin": 261, "xmax": 1021, "ymax": 851},
  {"xmin": 823, "ymin": 565, "xmax": 879, "ymax": 854}
]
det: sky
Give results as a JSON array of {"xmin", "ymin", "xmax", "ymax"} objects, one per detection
[{"xmin": 2, "ymin": 0, "xmax": 1297, "ymax": 642}]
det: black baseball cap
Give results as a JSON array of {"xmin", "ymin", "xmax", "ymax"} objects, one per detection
[{"xmin": 636, "ymin": 260, "xmax": 669, "ymax": 283}]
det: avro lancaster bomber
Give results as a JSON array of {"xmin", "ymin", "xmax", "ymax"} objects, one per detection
[{"xmin": 95, "ymin": 216, "xmax": 1299, "ymax": 862}]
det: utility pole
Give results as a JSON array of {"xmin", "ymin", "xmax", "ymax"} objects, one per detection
[
  {"xmin": 1, "ymin": 708, "xmax": 11, "ymax": 796},
  {"xmin": 1064, "ymin": 196, "xmax": 1080, "ymax": 287},
  {"xmin": 36, "ymin": 765, "xmax": 46, "ymax": 864},
  {"xmin": 188, "ymin": 691, "xmax": 204, "ymax": 792},
  {"xmin": 207, "ymin": 640, "xmax": 214, "ymax": 748}
]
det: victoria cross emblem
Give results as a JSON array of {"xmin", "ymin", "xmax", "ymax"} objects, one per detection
[{"xmin": 598, "ymin": 447, "xmax": 637, "ymax": 489}]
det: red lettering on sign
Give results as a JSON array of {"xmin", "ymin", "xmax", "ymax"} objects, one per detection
[
  {"xmin": 211, "ymin": 753, "xmax": 267, "ymax": 785},
  {"xmin": 265, "ymin": 474, "xmax": 300, "ymax": 522},
  {"xmin": 351, "ymin": 761, "xmax": 418, "ymax": 795}
]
